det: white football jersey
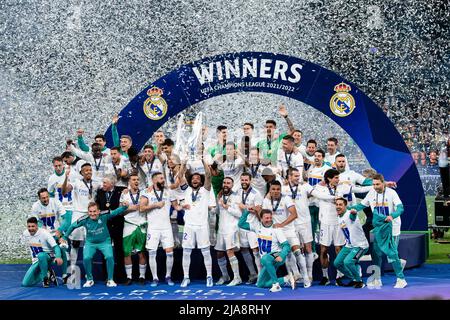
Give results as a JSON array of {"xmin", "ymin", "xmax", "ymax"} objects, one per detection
[
  {"xmin": 220, "ymin": 158, "xmax": 245, "ymax": 190},
  {"xmin": 22, "ymin": 229, "xmax": 57, "ymax": 263},
  {"xmin": 360, "ymin": 187, "xmax": 403, "ymax": 236},
  {"xmin": 180, "ymin": 186, "xmax": 210, "ymax": 227},
  {"xmin": 338, "ymin": 210, "xmax": 369, "ymax": 249},
  {"xmin": 141, "ymin": 188, "xmax": 176, "ymax": 231},
  {"xmin": 120, "ymin": 189, "xmax": 146, "ymax": 236},
  {"xmin": 48, "ymin": 171, "xmax": 77, "ymax": 211},
  {"xmin": 141, "ymin": 158, "xmax": 164, "ymax": 187},
  {"xmin": 262, "ymin": 195, "xmax": 296, "ymax": 232},
  {"xmin": 277, "ymin": 149, "xmax": 304, "ymax": 179},
  {"xmin": 217, "ymin": 192, "xmax": 241, "ymax": 234},
  {"xmin": 282, "ymin": 183, "xmax": 313, "ymax": 226},
  {"xmin": 30, "ymin": 199, "xmax": 66, "ymax": 235},
  {"xmin": 71, "ymin": 179, "xmax": 101, "ymax": 213},
  {"xmin": 247, "ymin": 219, "xmax": 287, "ymax": 256}
]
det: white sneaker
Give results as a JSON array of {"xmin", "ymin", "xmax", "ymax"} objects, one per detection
[
  {"xmin": 270, "ymin": 282, "xmax": 282, "ymax": 292},
  {"xmin": 360, "ymin": 255, "xmax": 372, "ymax": 261},
  {"xmin": 227, "ymin": 277, "xmax": 242, "ymax": 286},
  {"xmin": 180, "ymin": 278, "xmax": 190, "ymax": 288},
  {"xmin": 106, "ymin": 280, "xmax": 117, "ymax": 287},
  {"xmin": 367, "ymin": 278, "xmax": 382, "ymax": 289},
  {"xmin": 287, "ymin": 273, "xmax": 296, "ymax": 290},
  {"xmin": 303, "ymin": 280, "xmax": 312, "ymax": 288},
  {"xmin": 83, "ymin": 280, "xmax": 94, "ymax": 288},
  {"xmin": 394, "ymin": 278, "xmax": 407, "ymax": 289},
  {"xmin": 216, "ymin": 276, "xmax": 230, "ymax": 285},
  {"xmin": 206, "ymin": 276, "xmax": 213, "ymax": 287},
  {"xmin": 400, "ymin": 259, "xmax": 407, "ymax": 271}
]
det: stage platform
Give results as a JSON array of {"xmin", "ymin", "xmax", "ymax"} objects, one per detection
[{"xmin": 1, "ymin": 264, "xmax": 449, "ymax": 300}]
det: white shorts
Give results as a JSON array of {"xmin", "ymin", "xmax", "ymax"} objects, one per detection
[
  {"xmin": 146, "ymin": 228, "xmax": 174, "ymax": 250},
  {"xmin": 69, "ymin": 211, "xmax": 86, "ymax": 241},
  {"xmin": 319, "ymin": 224, "xmax": 346, "ymax": 247},
  {"xmin": 282, "ymin": 227, "xmax": 300, "ymax": 247},
  {"xmin": 239, "ymin": 229, "xmax": 258, "ymax": 249},
  {"xmin": 215, "ymin": 232, "xmax": 239, "ymax": 251},
  {"xmin": 295, "ymin": 223, "xmax": 313, "ymax": 244},
  {"xmin": 182, "ymin": 224, "xmax": 210, "ymax": 249}
]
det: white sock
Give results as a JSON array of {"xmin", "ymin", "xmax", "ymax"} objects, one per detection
[
  {"xmin": 241, "ymin": 250, "xmax": 257, "ymax": 276},
  {"xmin": 218, "ymin": 256, "xmax": 229, "ymax": 278},
  {"xmin": 166, "ymin": 252, "xmax": 174, "ymax": 278},
  {"xmin": 294, "ymin": 249, "xmax": 308, "ymax": 280},
  {"xmin": 322, "ymin": 268, "xmax": 329, "ymax": 278},
  {"xmin": 148, "ymin": 250, "xmax": 158, "ymax": 280},
  {"xmin": 182, "ymin": 248, "xmax": 192, "ymax": 278},
  {"xmin": 336, "ymin": 270, "xmax": 344, "ymax": 279},
  {"xmin": 287, "ymin": 253, "xmax": 301, "ymax": 279},
  {"xmin": 172, "ymin": 222, "xmax": 180, "ymax": 245},
  {"xmin": 229, "ymin": 255, "xmax": 240, "ymax": 279},
  {"xmin": 125, "ymin": 264, "xmax": 132, "ymax": 279},
  {"xmin": 306, "ymin": 252, "xmax": 314, "ymax": 279},
  {"xmin": 69, "ymin": 247, "xmax": 78, "ymax": 266},
  {"xmin": 201, "ymin": 248, "xmax": 212, "ymax": 277},
  {"xmin": 253, "ymin": 250, "xmax": 262, "ymax": 273},
  {"xmin": 139, "ymin": 264, "xmax": 146, "ymax": 278}
]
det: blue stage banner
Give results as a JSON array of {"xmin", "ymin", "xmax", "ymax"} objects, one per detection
[{"xmin": 104, "ymin": 52, "xmax": 427, "ymax": 231}]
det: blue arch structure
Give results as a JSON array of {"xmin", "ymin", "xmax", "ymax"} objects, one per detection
[{"xmin": 105, "ymin": 52, "xmax": 427, "ymax": 231}]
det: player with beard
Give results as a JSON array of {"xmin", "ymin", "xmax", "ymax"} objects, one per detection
[
  {"xmin": 215, "ymin": 177, "xmax": 243, "ymax": 286},
  {"xmin": 120, "ymin": 174, "xmax": 147, "ymax": 285},
  {"xmin": 262, "ymin": 181, "xmax": 303, "ymax": 284},
  {"xmin": 236, "ymin": 172, "xmax": 263, "ymax": 284},
  {"xmin": 139, "ymin": 172, "xmax": 178, "ymax": 286},
  {"xmin": 140, "ymin": 144, "xmax": 164, "ymax": 187},
  {"xmin": 105, "ymin": 147, "xmax": 129, "ymax": 191},
  {"xmin": 348, "ymin": 173, "xmax": 407, "ymax": 289},
  {"xmin": 307, "ymin": 149, "xmax": 332, "ymax": 257},
  {"xmin": 177, "ymin": 157, "xmax": 214, "ymax": 288},
  {"xmin": 302, "ymin": 140, "xmax": 317, "ymax": 172},
  {"xmin": 277, "ymin": 135, "xmax": 304, "ymax": 182},
  {"xmin": 324, "ymin": 137, "xmax": 349, "ymax": 170}
]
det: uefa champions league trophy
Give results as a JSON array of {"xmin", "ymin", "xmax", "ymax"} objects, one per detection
[{"xmin": 186, "ymin": 112, "xmax": 203, "ymax": 161}]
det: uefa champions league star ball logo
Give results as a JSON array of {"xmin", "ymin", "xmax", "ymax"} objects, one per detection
[
  {"xmin": 143, "ymin": 87, "xmax": 168, "ymax": 120},
  {"xmin": 329, "ymin": 82, "xmax": 356, "ymax": 117}
]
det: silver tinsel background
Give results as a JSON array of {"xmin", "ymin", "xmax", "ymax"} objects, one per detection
[{"xmin": 0, "ymin": 0, "xmax": 448, "ymax": 260}]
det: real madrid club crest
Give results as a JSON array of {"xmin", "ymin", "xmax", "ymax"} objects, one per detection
[
  {"xmin": 329, "ymin": 82, "xmax": 356, "ymax": 117},
  {"xmin": 143, "ymin": 87, "xmax": 168, "ymax": 120}
]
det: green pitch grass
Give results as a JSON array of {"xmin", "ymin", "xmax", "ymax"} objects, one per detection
[{"xmin": 1, "ymin": 196, "xmax": 448, "ymax": 264}]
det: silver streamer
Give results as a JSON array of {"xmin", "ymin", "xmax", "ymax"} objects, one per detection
[{"xmin": 0, "ymin": 0, "xmax": 448, "ymax": 259}]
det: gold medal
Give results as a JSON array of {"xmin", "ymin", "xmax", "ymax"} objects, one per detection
[{"xmin": 106, "ymin": 203, "xmax": 110, "ymax": 208}]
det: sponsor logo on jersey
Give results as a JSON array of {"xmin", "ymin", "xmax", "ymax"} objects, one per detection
[
  {"xmin": 329, "ymin": 82, "xmax": 356, "ymax": 117},
  {"xmin": 143, "ymin": 87, "xmax": 168, "ymax": 120}
]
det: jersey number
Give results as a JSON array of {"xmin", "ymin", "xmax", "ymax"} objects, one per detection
[{"xmin": 258, "ymin": 238, "xmax": 272, "ymax": 255}]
